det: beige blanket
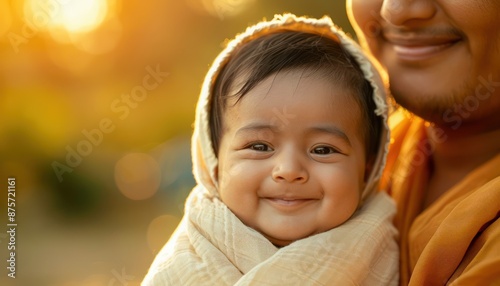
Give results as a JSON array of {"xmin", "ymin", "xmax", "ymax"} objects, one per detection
[{"xmin": 142, "ymin": 187, "xmax": 398, "ymax": 285}]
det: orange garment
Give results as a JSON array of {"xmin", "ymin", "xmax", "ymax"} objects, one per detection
[{"xmin": 381, "ymin": 109, "xmax": 500, "ymax": 286}]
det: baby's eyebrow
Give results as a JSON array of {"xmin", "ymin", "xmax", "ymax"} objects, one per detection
[
  {"xmin": 307, "ymin": 126, "xmax": 351, "ymax": 147},
  {"xmin": 234, "ymin": 123, "xmax": 351, "ymax": 146},
  {"xmin": 235, "ymin": 123, "xmax": 280, "ymax": 135}
]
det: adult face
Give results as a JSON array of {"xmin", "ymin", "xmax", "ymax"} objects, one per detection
[
  {"xmin": 216, "ymin": 69, "xmax": 367, "ymax": 246},
  {"xmin": 347, "ymin": 0, "xmax": 500, "ymax": 130}
]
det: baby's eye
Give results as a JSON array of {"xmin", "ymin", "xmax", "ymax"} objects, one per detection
[
  {"xmin": 248, "ymin": 143, "xmax": 273, "ymax": 152},
  {"xmin": 311, "ymin": 146, "xmax": 337, "ymax": 155}
]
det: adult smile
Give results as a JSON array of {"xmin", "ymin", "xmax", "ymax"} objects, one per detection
[{"xmin": 382, "ymin": 29, "xmax": 462, "ymax": 61}]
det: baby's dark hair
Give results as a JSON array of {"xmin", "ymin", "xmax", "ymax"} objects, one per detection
[{"xmin": 210, "ymin": 30, "xmax": 382, "ymax": 162}]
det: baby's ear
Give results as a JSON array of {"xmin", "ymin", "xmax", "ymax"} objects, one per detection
[{"xmin": 363, "ymin": 155, "xmax": 376, "ymax": 183}]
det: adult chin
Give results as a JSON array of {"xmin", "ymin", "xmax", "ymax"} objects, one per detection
[{"xmin": 390, "ymin": 75, "xmax": 500, "ymax": 135}]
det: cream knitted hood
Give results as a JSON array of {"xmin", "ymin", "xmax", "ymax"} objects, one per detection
[{"xmin": 191, "ymin": 13, "xmax": 390, "ymax": 202}]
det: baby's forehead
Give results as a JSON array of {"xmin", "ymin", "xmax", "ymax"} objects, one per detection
[
  {"xmin": 226, "ymin": 69, "xmax": 363, "ymax": 117},
  {"xmin": 223, "ymin": 69, "xmax": 368, "ymax": 138},
  {"xmin": 227, "ymin": 67, "xmax": 362, "ymax": 105}
]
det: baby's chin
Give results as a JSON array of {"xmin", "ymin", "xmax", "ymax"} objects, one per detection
[
  {"xmin": 262, "ymin": 229, "xmax": 320, "ymax": 248},
  {"xmin": 266, "ymin": 236, "xmax": 294, "ymax": 248}
]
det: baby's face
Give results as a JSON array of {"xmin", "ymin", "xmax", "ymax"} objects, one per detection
[{"xmin": 216, "ymin": 69, "xmax": 368, "ymax": 246}]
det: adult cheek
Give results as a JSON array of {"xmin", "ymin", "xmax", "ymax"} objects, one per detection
[{"xmin": 347, "ymin": 0, "xmax": 384, "ymax": 54}]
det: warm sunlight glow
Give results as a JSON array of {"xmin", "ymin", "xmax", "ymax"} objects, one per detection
[
  {"xmin": 54, "ymin": 0, "xmax": 107, "ymax": 33},
  {"xmin": 25, "ymin": 0, "xmax": 109, "ymax": 34},
  {"xmin": 115, "ymin": 153, "xmax": 161, "ymax": 200},
  {"xmin": 0, "ymin": 0, "xmax": 12, "ymax": 37},
  {"xmin": 195, "ymin": 0, "xmax": 255, "ymax": 19}
]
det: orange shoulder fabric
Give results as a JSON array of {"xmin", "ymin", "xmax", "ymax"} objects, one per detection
[
  {"xmin": 382, "ymin": 109, "xmax": 500, "ymax": 285},
  {"xmin": 381, "ymin": 109, "xmax": 429, "ymax": 285},
  {"xmin": 409, "ymin": 159, "xmax": 500, "ymax": 286}
]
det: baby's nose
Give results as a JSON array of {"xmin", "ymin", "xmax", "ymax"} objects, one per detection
[{"xmin": 271, "ymin": 151, "xmax": 308, "ymax": 183}]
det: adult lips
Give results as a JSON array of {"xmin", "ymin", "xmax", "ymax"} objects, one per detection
[{"xmin": 382, "ymin": 29, "xmax": 462, "ymax": 60}]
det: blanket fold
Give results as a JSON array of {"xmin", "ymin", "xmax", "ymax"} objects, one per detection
[{"xmin": 143, "ymin": 188, "xmax": 398, "ymax": 285}]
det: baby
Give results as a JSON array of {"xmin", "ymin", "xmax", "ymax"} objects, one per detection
[{"xmin": 143, "ymin": 14, "xmax": 398, "ymax": 285}]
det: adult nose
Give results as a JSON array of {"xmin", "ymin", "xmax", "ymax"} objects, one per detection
[
  {"xmin": 381, "ymin": 0, "xmax": 436, "ymax": 26},
  {"xmin": 272, "ymin": 149, "xmax": 308, "ymax": 183}
]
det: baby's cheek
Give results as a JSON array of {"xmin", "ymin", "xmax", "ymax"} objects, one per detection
[
  {"xmin": 217, "ymin": 163, "xmax": 246, "ymax": 204},
  {"xmin": 219, "ymin": 163, "xmax": 244, "ymax": 186}
]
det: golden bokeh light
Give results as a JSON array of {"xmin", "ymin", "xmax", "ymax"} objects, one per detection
[
  {"xmin": 71, "ymin": 17, "xmax": 122, "ymax": 54},
  {"xmin": 22, "ymin": 0, "xmax": 121, "ymax": 54},
  {"xmin": 114, "ymin": 153, "xmax": 161, "ymax": 200},
  {"xmin": 209, "ymin": 0, "xmax": 256, "ymax": 18},
  {"xmin": 187, "ymin": 0, "xmax": 255, "ymax": 19},
  {"xmin": 24, "ymin": 0, "xmax": 109, "ymax": 34}
]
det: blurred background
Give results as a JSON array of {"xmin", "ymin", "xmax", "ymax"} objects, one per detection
[{"xmin": 0, "ymin": 1, "xmax": 355, "ymax": 285}]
